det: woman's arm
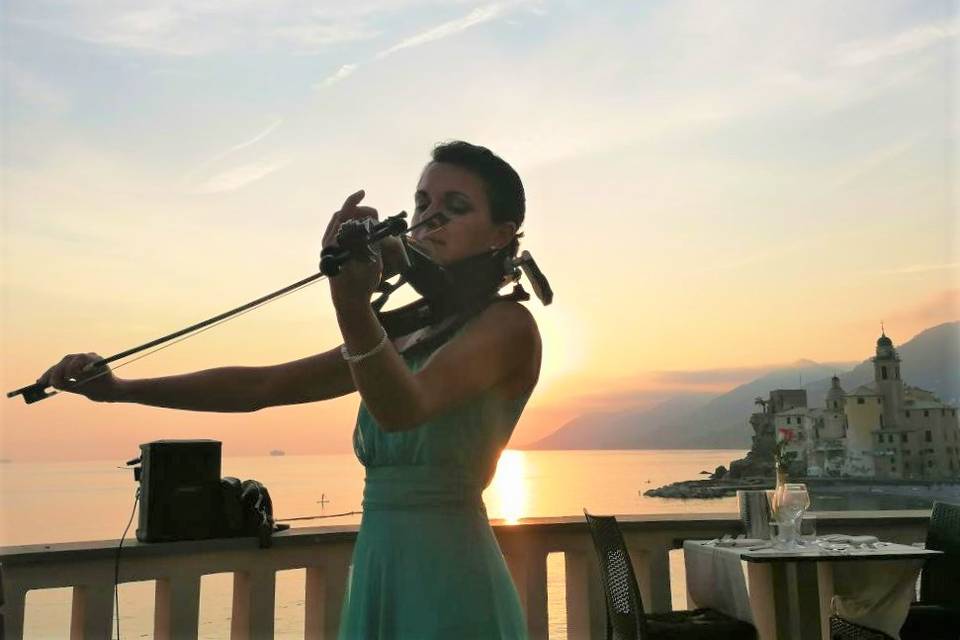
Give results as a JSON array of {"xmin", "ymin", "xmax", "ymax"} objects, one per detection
[
  {"xmin": 117, "ymin": 346, "xmax": 356, "ymax": 411},
  {"xmin": 335, "ymin": 298, "xmax": 539, "ymax": 431},
  {"xmin": 40, "ymin": 347, "xmax": 356, "ymax": 412}
]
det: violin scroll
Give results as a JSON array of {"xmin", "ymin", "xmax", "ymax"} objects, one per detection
[{"xmin": 513, "ymin": 251, "xmax": 553, "ymax": 305}]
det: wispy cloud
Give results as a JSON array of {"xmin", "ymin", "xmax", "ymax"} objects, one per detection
[
  {"xmin": 874, "ymin": 263, "xmax": 960, "ymax": 276},
  {"xmin": 195, "ymin": 159, "xmax": 289, "ymax": 194},
  {"xmin": 202, "ymin": 118, "xmax": 285, "ymax": 167},
  {"xmin": 316, "ymin": 64, "xmax": 359, "ymax": 89},
  {"xmin": 836, "ymin": 21, "xmax": 959, "ymax": 67},
  {"xmin": 652, "ymin": 365, "xmax": 780, "ymax": 387},
  {"xmin": 830, "ymin": 132, "xmax": 928, "ymax": 189},
  {"xmin": 268, "ymin": 24, "xmax": 379, "ymax": 50},
  {"xmin": 376, "ymin": 3, "xmax": 505, "ymax": 59},
  {"xmin": 9, "ymin": 2, "xmax": 384, "ymax": 56},
  {"xmin": 879, "ymin": 289, "xmax": 960, "ymax": 334},
  {"xmin": 310, "ymin": 2, "xmax": 536, "ymax": 91}
]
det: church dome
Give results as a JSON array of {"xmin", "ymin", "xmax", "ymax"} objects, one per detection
[
  {"xmin": 826, "ymin": 376, "xmax": 846, "ymax": 405},
  {"xmin": 877, "ymin": 333, "xmax": 892, "ymax": 348}
]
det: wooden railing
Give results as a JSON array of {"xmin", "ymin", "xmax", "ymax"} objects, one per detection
[{"xmin": 0, "ymin": 511, "xmax": 931, "ymax": 640}]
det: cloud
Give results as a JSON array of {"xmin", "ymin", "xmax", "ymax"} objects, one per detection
[
  {"xmin": 316, "ymin": 64, "xmax": 359, "ymax": 89},
  {"xmin": 458, "ymin": 3, "xmax": 953, "ymax": 169},
  {"xmin": 836, "ymin": 21, "xmax": 959, "ymax": 67},
  {"xmin": 201, "ymin": 118, "xmax": 285, "ymax": 167},
  {"xmin": 195, "ymin": 159, "xmax": 289, "ymax": 194},
  {"xmin": 873, "ymin": 263, "xmax": 960, "ymax": 276},
  {"xmin": 8, "ymin": 2, "xmax": 384, "ymax": 56},
  {"xmin": 882, "ymin": 289, "xmax": 960, "ymax": 329},
  {"xmin": 7, "ymin": 0, "xmax": 540, "ymax": 57},
  {"xmin": 651, "ymin": 365, "xmax": 781, "ymax": 387},
  {"xmin": 375, "ymin": 3, "xmax": 505, "ymax": 59},
  {"xmin": 830, "ymin": 132, "xmax": 929, "ymax": 189},
  {"xmin": 268, "ymin": 24, "xmax": 379, "ymax": 50},
  {"xmin": 568, "ymin": 386, "xmax": 716, "ymax": 413}
]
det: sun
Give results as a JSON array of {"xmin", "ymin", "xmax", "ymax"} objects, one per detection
[{"xmin": 532, "ymin": 304, "xmax": 585, "ymax": 392}]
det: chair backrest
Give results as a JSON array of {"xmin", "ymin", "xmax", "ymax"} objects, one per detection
[
  {"xmin": 920, "ymin": 501, "xmax": 960, "ymax": 607},
  {"xmin": 583, "ymin": 510, "xmax": 648, "ymax": 640}
]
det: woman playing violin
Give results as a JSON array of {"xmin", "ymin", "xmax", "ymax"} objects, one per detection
[{"xmin": 38, "ymin": 140, "xmax": 542, "ymax": 639}]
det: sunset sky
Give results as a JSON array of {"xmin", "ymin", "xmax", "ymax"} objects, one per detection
[{"xmin": 2, "ymin": 0, "xmax": 957, "ymax": 461}]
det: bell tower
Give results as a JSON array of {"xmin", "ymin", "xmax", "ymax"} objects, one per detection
[{"xmin": 873, "ymin": 327, "xmax": 904, "ymax": 428}]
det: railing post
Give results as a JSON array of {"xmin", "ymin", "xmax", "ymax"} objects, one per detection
[
  {"xmin": 70, "ymin": 583, "xmax": 114, "ymax": 640},
  {"xmin": 505, "ymin": 549, "xmax": 548, "ymax": 640},
  {"xmin": 154, "ymin": 574, "xmax": 201, "ymax": 640},
  {"xmin": 304, "ymin": 553, "xmax": 351, "ymax": 640},
  {"xmin": 230, "ymin": 568, "xmax": 275, "ymax": 640},
  {"xmin": 625, "ymin": 538, "xmax": 672, "ymax": 613},
  {"xmin": 564, "ymin": 550, "xmax": 606, "ymax": 640},
  {"xmin": 0, "ymin": 572, "xmax": 25, "ymax": 640}
]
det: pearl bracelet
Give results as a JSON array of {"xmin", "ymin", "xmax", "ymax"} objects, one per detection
[{"xmin": 341, "ymin": 327, "xmax": 389, "ymax": 364}]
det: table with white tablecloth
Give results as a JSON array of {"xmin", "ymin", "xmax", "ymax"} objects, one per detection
[{"xmin": 683, "ymin": 539, "xmax": 941, "ymax": 640}]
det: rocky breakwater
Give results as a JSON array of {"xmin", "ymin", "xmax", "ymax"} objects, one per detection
[{"xmin": 644, "ymin": 476, "xmax": 772, "ymax": 499}]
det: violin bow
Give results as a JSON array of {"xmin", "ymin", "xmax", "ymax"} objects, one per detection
[{"xmin": 7, "ymin": 210, "xmax": 451, "ymax": 404}]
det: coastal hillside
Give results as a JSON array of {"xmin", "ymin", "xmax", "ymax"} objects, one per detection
[
  {"xmin": 524, "ymin": 393, "xmax": 716, "ymax": 450},
  {"xmin": 526, "ymin": 321, "xmax": 959, "ymax": 450},
  {"xmin": 527, "ymin": 360, "xmax": 839, "ymax": 450}
]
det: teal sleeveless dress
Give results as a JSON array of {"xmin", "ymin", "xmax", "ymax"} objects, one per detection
[{"xmin": 337, "ymin": 335, "xmax": 532, "ymax": 640}]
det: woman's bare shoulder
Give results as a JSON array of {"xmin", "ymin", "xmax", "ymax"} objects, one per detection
[
  {"xmin": 481, "ymin": 299, "xmax": 540, "ymax": 337},
  {"xmin": 477, "ymin": 301, "xmax": 541, "ymax": 398}
]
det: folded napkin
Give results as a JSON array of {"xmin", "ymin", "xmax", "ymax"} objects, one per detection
[
  {"xmin": 820, "ymin": 534, "xmax": 879, "ymax": 545},
  {"xmin": 715, "ymin": 538, "xmax": 767, "ymax": 548}
]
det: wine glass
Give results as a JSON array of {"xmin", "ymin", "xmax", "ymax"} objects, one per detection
[{"xmin": 775, "ymin": 484, "xmax": 810, "ymax": 548}]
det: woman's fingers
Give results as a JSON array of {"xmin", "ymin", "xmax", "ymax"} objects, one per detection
[
  {"xmin": 340, "ymin": 189, "xmax": 365, "ymax": 213},
  {"xmin": 40, "ymin": 353, "xmax": 104, "ymax": 390},
  {"xmin": 65, "ymin": 354, "xmax": 91, "ymax": 381},
  {"xmin": 46, "ymin": 355, "xmax": 71, "ymax": 388},
  {"xmin": 324, "ymin": 190, "xmax": 371, "ymax": 248},
  {"xmin": 352, "ymin": 205, "xmax": 379, "ymax": 221},
  {"xmin": 56, "ymin": 355, "xmax": 81, "ymax": 386}
]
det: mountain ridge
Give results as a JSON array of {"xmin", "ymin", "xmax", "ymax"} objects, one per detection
[{"xmin": 524, "ymin": 321, "xmax": 959, "ymax": 450}]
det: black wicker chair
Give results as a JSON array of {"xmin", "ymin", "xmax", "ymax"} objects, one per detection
[
  {"xmin": 583, "ymin": 510, "xmax": 756, "ymax": 640},
  {"xmin": 829, "ymin": 615, "xmax": 896, "ymax": 640},
  {"xmin": 899, "ymin": 501, "xmax": 960, "ymax": 640}
]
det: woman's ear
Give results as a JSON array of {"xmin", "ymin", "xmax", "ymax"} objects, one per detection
[{"xmin": 492, "ymin": 222, "xmax": 517, "ymax": 250}]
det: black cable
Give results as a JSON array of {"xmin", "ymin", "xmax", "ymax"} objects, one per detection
[
  {"xmin": 276, "ymin": 510, "xmax": 363, "ymax": 522},
  {"xmin": 114, "ymin": 487, "xmax": 140, "ymax": 640}
]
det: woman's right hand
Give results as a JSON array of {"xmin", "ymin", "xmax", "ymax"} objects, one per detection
[{"xmin": 37, "ymin": 353, "xmax": 121, "ymax": 402}]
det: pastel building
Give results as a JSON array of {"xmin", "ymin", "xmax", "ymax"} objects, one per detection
[{"xmin": 758, "ymin": 331, "xmax": 959, "ymax": 479}]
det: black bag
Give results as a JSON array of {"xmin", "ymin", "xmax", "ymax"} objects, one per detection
[{"xmin": 219, "ymin": 477, "xmax": 289, "ymax": 547}]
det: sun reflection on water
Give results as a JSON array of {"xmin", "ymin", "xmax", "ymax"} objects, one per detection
[{"xmin": 489, "ymin": 449, "xmax": 528, "ymax": 524}]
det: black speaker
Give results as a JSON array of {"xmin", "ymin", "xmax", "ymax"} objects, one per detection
[{"xmin": 135, "ymin": 439, "xmax": 222, "ymax": 542}]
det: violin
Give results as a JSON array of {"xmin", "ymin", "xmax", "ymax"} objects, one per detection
[{"xmin": 7, "ymin": 210, "xmax": 552, "ymax": 405}]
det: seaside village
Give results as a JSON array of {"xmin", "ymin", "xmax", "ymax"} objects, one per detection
[{"xmin": 749, "ymin": 332, "xmax": 960, "ymax": 479}]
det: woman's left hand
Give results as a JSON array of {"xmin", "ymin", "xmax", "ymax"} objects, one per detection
[{"xmin": 323, "ymin": 190, "xmax": 382, "ymax": 308}]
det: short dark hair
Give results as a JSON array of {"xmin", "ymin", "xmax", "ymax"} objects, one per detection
[{"xmin": 431, "ymin": 140, "xmax": 525, "ymax": 255}]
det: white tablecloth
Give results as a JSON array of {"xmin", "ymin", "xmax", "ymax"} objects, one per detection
[
  {"xmin": 684, "ymin": 540, "xmax": 926, "ymax": 639},
  {"xmin": 684, "ymin": 540, "xmax": 755, "ymax": 623}
]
